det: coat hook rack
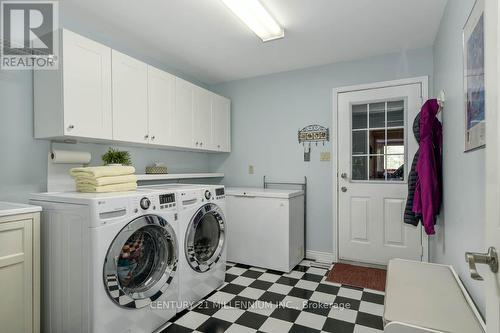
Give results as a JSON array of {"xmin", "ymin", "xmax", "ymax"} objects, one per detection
[{"xmin": 437, "ymin": 90, "xmax": 445, "ymax": 111}]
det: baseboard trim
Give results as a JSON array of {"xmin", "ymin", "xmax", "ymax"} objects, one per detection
[{"xmin": 306, "ymin": 250, "xmax": 335, "ymax": 263}]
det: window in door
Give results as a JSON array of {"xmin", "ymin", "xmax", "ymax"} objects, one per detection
[{"xmin": 351, "ymin": 100, "xmax": 406, "ymax": 181}]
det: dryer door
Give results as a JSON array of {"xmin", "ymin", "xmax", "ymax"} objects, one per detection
[
  {"xmin": 103, "ymin": 214, "xmax": 178, "ymax": 308},
  {"xmin": 185, "ymin": 203, "xmax": 226, "ymax": 273}
]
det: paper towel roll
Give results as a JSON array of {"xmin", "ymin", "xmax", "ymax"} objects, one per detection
[{"xmin": 50, "ymin": 150, "xmax": 91, "ymax": 164}]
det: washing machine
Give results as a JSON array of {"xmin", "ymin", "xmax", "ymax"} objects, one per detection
[
  {"xmin": 144, "ymin": 184, "xmax": 227, "ymax": 310},
  {"xmin": 30, "ymin": 189, "xmax": 180, "ymax": 333}
]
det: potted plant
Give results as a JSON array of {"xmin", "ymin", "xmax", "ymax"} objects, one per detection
[{"xmin": 102, "ymin": 148, "xmax": 132, "ymax": 166}]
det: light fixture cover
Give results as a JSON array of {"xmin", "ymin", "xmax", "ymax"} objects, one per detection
[{"xmin": 221, "ymin": 0, "xmax": 284, "ymax": 42}]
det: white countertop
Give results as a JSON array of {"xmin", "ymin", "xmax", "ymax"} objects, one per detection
[
  {"xmin": 225, "ymin": 187, "xmax": 304, "ymax": 199},
  {"xmin": 0, "ymin": 201, "xmax": 42, "ymax": 217}
]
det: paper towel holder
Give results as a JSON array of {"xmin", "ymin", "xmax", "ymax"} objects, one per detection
[{"xmin": 50, "ymin": 139, "xmax": 78, "ymax": 158}]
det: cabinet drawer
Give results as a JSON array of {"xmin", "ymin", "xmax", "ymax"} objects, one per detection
[{"xmin": 0, "ymin": 220, "xmax": 29, "ymax": 267}]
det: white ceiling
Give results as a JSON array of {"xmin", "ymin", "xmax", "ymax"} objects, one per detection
[{"xmin": 61, "ymin": 0, "xmax": 447, "ymax": 85}]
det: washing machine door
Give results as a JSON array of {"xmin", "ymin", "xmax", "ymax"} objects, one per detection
[
  {"xmin": 103, "ymin": 214, "xmax": 178, "ymax": 309},
  {"xmin": 185, "ymin": 203, "xmax": 226, "ymax": 273}
]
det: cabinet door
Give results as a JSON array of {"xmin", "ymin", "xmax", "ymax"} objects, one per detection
[
  {"xmin": 62, "ymin": 30, "xmax": 112, "ymax": 139},
  {"xmin": 112, "ymin": 50, "xmax": 149, "ymax": 143},
  {"xmin": 173, "ymin": 78, "xmax": 194, "ymax": 148},
  {"xmin": 148, "ymin": 66, "xmax": 175, "ymax": 146},
  {"xmin": 0, "ymin": 219, "xmax": 33, "ymax": 333},
  {"xmin": 193, "ymin": 87, "xmax": 213, "ymax": 150},
  {"xmin": 212, "ymin": 94, "xmax": 231, "ymax": 152}
]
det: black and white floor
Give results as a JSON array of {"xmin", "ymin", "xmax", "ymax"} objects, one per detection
[{"xmin": 162, "ymin": 260, "xmax": 384, "ymax": 333}]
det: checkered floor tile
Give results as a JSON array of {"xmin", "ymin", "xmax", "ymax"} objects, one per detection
[{"xmin": 161, "ymin": 260, "xmax": 384, "ymax": 333}]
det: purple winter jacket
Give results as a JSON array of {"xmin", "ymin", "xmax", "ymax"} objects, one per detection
[{"xmin": 412, "ymin": 99, "xmax": 442, "ymax": 235}]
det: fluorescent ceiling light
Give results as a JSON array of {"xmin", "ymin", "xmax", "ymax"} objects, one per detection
[{"xmin": 221, "ymin": 0, "xmax": 284, "ymax": 42}]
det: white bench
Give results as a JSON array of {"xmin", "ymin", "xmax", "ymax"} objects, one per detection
[{"xmin": 384, "ymin": 259, "xmax": 486, "ymax": 333}]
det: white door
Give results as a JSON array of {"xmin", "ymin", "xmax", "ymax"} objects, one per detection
[
  {"xmin": 62, "ymin": 30, "xmax": 112, "ymax": 139},
  {"xmin": 212, "ymin": 94, "xmax": 231, "ymax": 152},
  {"xmin": 0, "ymin": 218, "xmax": 33, "ymax": 333},
  {"xmin": 173, "ymin": 78, "xmax": 195, "ymax": 148},
  {"xmin": 112, "ymin": 50, "xmax": 149, "ymax": 143},
  {"xmin": 147, "ymin": 66, "xmax": 175, "ymax": 146},
  {"xmin": 483, "ymin": 0, "xmax": 500, "ymax": 330},
  {"xmin": 338, "ymin": 82, "xmax": 424, "ymax": 265},
  {"xmin": 193, "ymin": 87, "xmax": 213, "ymax": 150}
]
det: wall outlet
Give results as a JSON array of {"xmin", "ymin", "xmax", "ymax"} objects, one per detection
[
  {"xmin": 320, "ymin": 151, "xmax": 331, "ymax": 161},
  {"xmin": 248, "ymin": 165, "xmax": 254, "ymax": 174}
]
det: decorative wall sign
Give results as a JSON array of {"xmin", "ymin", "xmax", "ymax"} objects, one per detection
[
  {"xmin": 298, "ymin": 125, "xmax": 330, "ymax": 162},
  {"xmin": 463, "ymin": 0, "xmax": 485, "ymax": 152},
  {"xmin": 298, "ymin": 125, "xmax": 329, "ymax": 144}
]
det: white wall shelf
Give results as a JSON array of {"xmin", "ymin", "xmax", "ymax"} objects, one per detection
[{"xmin": 136, "ymin": 173, "xmax": 224, "ymax": 181}]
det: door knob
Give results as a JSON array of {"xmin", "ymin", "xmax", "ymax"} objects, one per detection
[
  {"xmin": 465, "ymin": 247, "xmax": 499, "ymax": 281},
  {"xmin": 341, "ymin": 186, "xmax": 347, "ymax": 192}
]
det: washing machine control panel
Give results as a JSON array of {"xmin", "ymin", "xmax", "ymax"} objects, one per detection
[
  {"xmin": 158, "ymin": 193, "xmax": 177, "ymax": 210},
  {"xmin": 215, "ymin": 187, "xmax": 225, "ymax": 200},
  {"xmin": 140, "ymin": 197, "xmax": 151, "ymax": 210}
]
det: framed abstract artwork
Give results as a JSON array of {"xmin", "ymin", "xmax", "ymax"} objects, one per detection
[{"xmin": 463, "ymin": 0, "xmax": 485, "ymax": 152}]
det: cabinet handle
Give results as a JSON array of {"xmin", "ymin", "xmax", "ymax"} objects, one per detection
[
  {"xmin": 68, "ymin": 125, "xmax": 74, "ymax": 130},
  {"xmin": 144, "ymin": 134, "xmax": 149, "ymax": 139}
]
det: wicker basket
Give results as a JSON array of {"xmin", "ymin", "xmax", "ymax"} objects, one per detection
[{"xmin": 145, "ymin": 165, "xmax": 168, "ymax": 174}]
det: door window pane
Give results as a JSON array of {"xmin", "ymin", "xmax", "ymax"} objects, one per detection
[
  {"xmin": 369, "ymin": 130, "xmax": 385, "ymax": 155},
  {"xmin": 352, "ymin": 130, "xmax": 367, "ymax": 155},
  {"xmin": 352, "ymin": 156, "xmax": 368, "ymax": 180},
  {"xmin": 369, "ymin": 102, "xmax": 385, "ymax": 128},
  {"xmin": 352, "ymin": 104, "xmax": 367, "ymax": 129},
  {"xmin": 386, "ymin": 155, "xmax": 405, "ymax": 181},
  {"xmin": 369, "ymin": 155, "xmax": 386, "ymax": 180},
  {"xmin": 387, "ymin": 128, "xmax": 405, "ymax": 152},
  {"xmin": 387, "ymin": 100, "xmax": 404, "ymax": 127},
  {"xmin": 350, "ymin": 99, "xmax": 407, "ymax": 182}
]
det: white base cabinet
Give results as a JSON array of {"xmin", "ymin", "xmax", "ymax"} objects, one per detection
[
  {"xmin": 0, "ymin": 205, "xmax": 41, "ymax": 333},
  {"xmin": 34, "ymin": 29, "xmax": 231, "ymax": 153}
]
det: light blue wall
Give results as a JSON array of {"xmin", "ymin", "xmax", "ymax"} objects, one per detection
[
  {"xmin": 209, "ymin": 48, "xmax": 434, "ymax": 254},
  {"xmin": 0, "ymin": 21, "xmax": 212, "ymax": 204},
  {"xmin": 432, "ymin": 0, "xmax": 486, "ymax": 315}
]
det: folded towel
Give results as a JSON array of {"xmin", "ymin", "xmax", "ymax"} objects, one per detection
[
  {"xmin": 76, "ymin": 182, "xmax": 138, "ymax": 193},
  {"xmin": 70, "ymin": 166, "xmax": 136, "ymax": 178},
  {"xmin": 75, "ymin": 174, "xmax": 138, "ymax": 187}
]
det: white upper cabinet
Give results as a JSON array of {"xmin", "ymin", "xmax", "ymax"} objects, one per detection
[
  {"xmin": 34, "ymin": 29, "xmax": 231, "ymax": 153},
  {"xmin": 212, "ymin": 94, "xmax": 231, "ymax": 152},
  {"xmin": 173, "ymin": 78, "xmax": 195, "ymax": 148},
  {"xmin": 34, "ymin": 29, "xmax": 112, "ymax": 139},
  {"xmin": 112, "ymin": 50, "xmax": 149, "ymax": 143},
  {"xmin": 193, "ymin": 87, "xmax": 213, "ymax": 149},
  {"xmin": 147, "ymin": 66, "xmax": 175, "ymax": 146}
]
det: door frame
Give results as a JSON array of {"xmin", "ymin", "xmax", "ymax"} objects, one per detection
[{"xmin": 332, "ymin": 76, "xmax": 429, "ymax": 263}]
